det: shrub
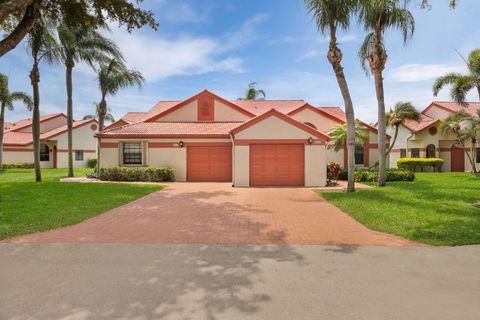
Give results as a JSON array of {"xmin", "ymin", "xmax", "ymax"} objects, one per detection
[
  {"xmin": 87, "ymin": 158, "xmax": 97, "ymax": 169},
  {"xmin": 327, "ymin": 161, "xmax": 341, "ymax": 183},
  {"xmin": 2, "ymin": 162, "xmax": 35, "ymax": 169},
  {"xmin": 338, "ymin": 168, "xmax": 415, "ymax": 182},
  {"xmin": 397, "ymin": 158, "xmax": 443, "ymax": 172},
  {"xmin": 98, "ymin": 166, "xmax": 175, "ymax": 182}
]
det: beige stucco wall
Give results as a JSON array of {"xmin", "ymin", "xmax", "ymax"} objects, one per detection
[
  {"xmin": 3, "ymin": 145, "xmax": 34, "ymax": 164},
  {"xmin": 305, "ymin": 145, "xmax": 327, "ymax": 186},
  {"xmin": 423, "ymin": 105, "xmax": 451, "ymax": 120},
  {"xmin": 148, "ymin": 147, "xmax": 187, "ymax": 181},
  {"xmin": 54, "ymin": 123, "xmax": 98, "ymax": 168},
  {"xmin": 155, "ymin": 101, "xmax": 197, "ymax": 122},
  {"xmin": 214, "ymin": 100, "xmax": 251, "ymax": 122},
  {"xmin": 289, "ymin": 108, "xmax": 340, "ymax": 133},
  {"xmin": 233, "ymin": 145, "xmax": 249, "ymax": 187},
  {"xmin": 18, "ymin": 116, "xmax": 67, "ymax": 133}
]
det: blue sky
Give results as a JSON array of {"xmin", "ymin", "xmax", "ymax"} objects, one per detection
[{"xmin": 1, "ymin": 0, "xmax": 479, "ymax": 123}]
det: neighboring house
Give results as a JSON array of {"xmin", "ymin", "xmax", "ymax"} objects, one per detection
[
  {"xmin": 3, "ymin": 113, "xmax": 98, "ymax": 168},
  {"xmin": 388, "ymin": 101, "xmax": 480, "ymax": 172},
  {"xmin": 98, "ymin": 90, "xmax": 382, "ymax": 187}
]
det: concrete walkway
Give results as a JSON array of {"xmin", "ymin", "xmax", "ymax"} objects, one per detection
[
  {"xmin": 1, "ymin": 244, "xmax": 478, "ymax": 320},
  {"xmin": 5, "ymin": 183, "xmax": 414, "ymax": 246}
]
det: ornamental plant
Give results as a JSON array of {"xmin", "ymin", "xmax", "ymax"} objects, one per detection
[{"xmin": 396, "ymin": 158, "xmax": 444, "ymax": 172}]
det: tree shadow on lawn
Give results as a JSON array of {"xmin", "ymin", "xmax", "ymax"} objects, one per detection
[{"xmin": 0, "ymin": 243, "xmax": 305, "ymax": 320}]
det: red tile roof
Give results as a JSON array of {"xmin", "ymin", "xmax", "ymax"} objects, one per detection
[
  {"xmin": 4, "ymin": 122, "xmax": 13, "ymax": 131},
  {"xmin": 121, "ymin": 112, "xmax": 146, "ymax": 123},
  {"xmin": 98, "ymin": 122, "xmax": 243, "ymax": 138},
  {"xmin": 7, "ymin": 113, "xmax": 66, "ymax": 132},
  {"xmin": 403, "ymin": 114, "xmax": 438, "ymax": 132},
  {"xmin": 232, "ymin": 100, "xmax": 306, "ymax": 115},
  {"xmin": 426, "ymin": 101, "xmax": 480, "ymax": 116}
]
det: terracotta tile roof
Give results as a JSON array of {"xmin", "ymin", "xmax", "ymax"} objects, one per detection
[
  {"xmin": 4, "ymin": 122, "xmax": 13, "ymax": 131},
  {"xmin": 317, "ymin": 107, "xmax": 346, "ymax": 122},
  {"xmin": 427, "ymin": 101, "xmax": 480, "ymax": 116},
  {"xmin": 98, "ymin": 122, "xmax": 243, "ymax": 138},
  {"xmin": 138, "ymin": 101, "xmax": 180, "ymax": 122},
  {"xmin": 4, "ymin": 119, "xmax": 96, "ymax": 146},
  {"xmin": 232, "ymin": 100, "xmax": 306, "ymax": 115},
  {"xmin": 7, "ymin": 113, "xmax": 66, "ymax": 132},
  {"xmin": 120, "ymin": 112, "xmax": 147, "ymax": 123},
  {"xmin": 403, "ymin": 114, "xmax": 438, "ymax": 132}
]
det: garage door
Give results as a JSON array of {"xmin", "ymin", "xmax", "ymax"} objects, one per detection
[
  {"xmin": 187, "ymin": 146, "xmax": 232, "ymax": 182},
  {"xmin": 250, "ymin": 144, "xmax": 304, "ymax": 186}
]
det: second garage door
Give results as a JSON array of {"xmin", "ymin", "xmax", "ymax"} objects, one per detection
[
  {"xmin": 250, "ymin": 144, "xmax": 304, "ymax": 186},
  {"xmin": 187, "ymin": 146, "xmax": 232, "ymax": 182}
]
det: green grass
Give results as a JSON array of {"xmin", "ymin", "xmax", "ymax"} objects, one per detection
[
  {"xmin": 318, "ymin": 173, "xmax": 480, "ymax": 246},
  {"xmin": 0, "ymin": 168, "xmax": 164, "ymax": 240}
]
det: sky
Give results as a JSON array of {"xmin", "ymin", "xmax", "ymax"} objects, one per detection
[{"xmin": 1, "ymin": 0, "xmax": 479, "ymax": 124}]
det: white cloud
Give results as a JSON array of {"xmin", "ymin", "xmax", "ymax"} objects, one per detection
[
  {"xmin": 388, "ymin": 63, "xmax": 465, "ymax": 82},
  {"xmin": 294, "ymin": 50, "xmax": 324, "ymax": 62}
]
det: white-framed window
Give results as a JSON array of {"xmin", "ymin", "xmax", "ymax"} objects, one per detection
[
  {"xmin": 40, "ymin": 143, "xmax": 49, "ymax": 161},
  {"xmin": 75, "ymin": 150, "xmax": 84, "ymax": 161},
  {"xmin": 123, "ymin": 142, "xmax": 143, "ymax": 165}
]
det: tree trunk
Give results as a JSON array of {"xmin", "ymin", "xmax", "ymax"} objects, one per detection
[
  {"xmin": 96, "ymin": 96, "xmax": 107, "ymax": 174},
  {"xmin": 477, "ymin": 85, "xmax": 480, "ymax": 101},
  {"xmin": 0, "ymin": 0, "xmax": 41, "ymax": 58},
  {"xmin": 386, "ymin": 125, "xmax": 399, "ymax": 155},
  {"xmin": 66, "ymin": 63, "xmax": 74, "ymax": 177},
  {"xmin": 373, "ymin": 69, "xmax": 387, "ymax": 186},
  {"xmin": 0, "ymin": 103, "xmax": 5, "ymax": 170},
  {"xmin": 470, "ymin": 139, "xmax": 477, "ymax": 173},
  {"xmin": 327, "ymin": 25, "xmax": 356, "ymax": 192},
  {"xmin": 30, "ymin": 64, "xmax": 41, "ymax": 182}
]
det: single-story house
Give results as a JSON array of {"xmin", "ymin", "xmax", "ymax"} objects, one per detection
[
  {"xmin": 98, "ymin": 90, "xmax": 382, "ymax": 187},
  {"xmin": 388, "ymin": 101, "xmax": 480, "ymax": 172},
  {"xmin": 3, "ymin": 113, "xmax": 98, "ymax": 168}
]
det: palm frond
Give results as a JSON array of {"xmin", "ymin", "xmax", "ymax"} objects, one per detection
[
  {"xmin": 358, "ymin": 32, "xmax": 374, "ymax": 75},
  {"xmin": 432, "ymin": 73, "xmax": 463, "ymax": 96},
  {"xmin": 10, "ymin": 91, "xmax": 33, "ymax": 111}
]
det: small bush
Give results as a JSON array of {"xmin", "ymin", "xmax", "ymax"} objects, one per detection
[
  {"xmin": 2, "ymin": 162, "xmax": 35, "ymax": 169},
  {"xmin": 327, "ymin": 161, "xmax": 341, "ymax": 183},
  {"xmin": 98, "ymin": 166, "xmax": 175, "ymax": 182},
  {"xmin": 87, "ymin": 158, "xmax": 97, "ymax": 169},
  {"xmin": 397, "ymin": 158, "xmax": 443, "ymax": 172},
  {"xmin": 338, "ymin": 168, "xmax": 415, "ymax": 182}
]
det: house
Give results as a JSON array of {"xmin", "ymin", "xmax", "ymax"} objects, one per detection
[
  {"xmin": 98, "ymin": 90, "xmax": 382, "ymax": 187},
  {"xmin": 388, "ymin": 101, "xmax": 480, "ymax": 172},
  {"xmin": 3, "ymin": 113, "xmax": 98, "ymax": 168}
]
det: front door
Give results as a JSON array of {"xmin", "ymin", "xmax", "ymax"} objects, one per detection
[{"xmin": 451, "ymin": 144, "xmax": 465, "ymax": 172}]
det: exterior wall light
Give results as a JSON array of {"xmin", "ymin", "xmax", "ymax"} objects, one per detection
[
  {"xmin": 179, "ymin": 141, "xmax": 185, "ymax": 148},
  {"xmin": 308, "ymin": 137, "xmax": 313, "ymax": 145}
]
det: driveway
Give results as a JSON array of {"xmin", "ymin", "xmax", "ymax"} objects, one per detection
[
  {"xmin": 1, "ymin": 244, "xmax": 479, "ymax": 320},
  {"xmin": 5, "ymin": 183, "xmax": 415, "ymax": 246}
]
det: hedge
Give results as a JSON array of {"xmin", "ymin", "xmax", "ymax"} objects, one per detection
[
  {"xmin": 87, "ymin": 158, "xmax": 97, "ymax": 169},
  {"xmin": 1, "ymin": 162, "xmax": 35, "ymax": 169},
  {"xmin": 338, "ymin": 168, "xmax": 415, "ymax": 182},
  {"xmin": 98, "ymin": 166, "xmax": 175, "ymax": 182},
  {"xmin": 397, "ymin": 158, "xmax": 443, "ymax": 172}
]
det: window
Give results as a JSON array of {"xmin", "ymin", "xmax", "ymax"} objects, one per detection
[
  {"xmin": 354, "ymin": 145, "xmax": 364, "ymax": 165},
  {"xmin": 476, "ymin": 148, "xmax": 480, "ymax": 164},
  {"xmin": 75, "ymin": 150, "xmax": 84, "ymax": 161},
  {"xmin": 410, "ymin": 148, "xmax": 420, "ymax": 158},
  {"xmin": 304, "ymin": 122, "xmax": 317, "ymax": 129},
  {"xmin": 123, "ymin": 142, "xmax": 142, "ymax": 165},
  {"xmin": 400, "ymin": 149, "xmax": 407, "ymax": 158},
  {"xmin": 426, "ymin": 144, "xmax": 436, "ymax": 158},
  {"xmin": 40, "ymin": 144, "xmax": 49, "ymax": 161}
]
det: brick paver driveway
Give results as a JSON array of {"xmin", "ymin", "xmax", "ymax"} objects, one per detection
[{"xmin": 5, "ymin": 183, "xmax": 416, "ymax": 246}]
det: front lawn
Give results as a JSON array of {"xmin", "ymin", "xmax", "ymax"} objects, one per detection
[
  {"xmin": 318, "ymin": 173, "xmax": 480, "ymax": 246},
  {"xmin": 0, "ymin": 168, "xmax": 164, "ymax": 240}
]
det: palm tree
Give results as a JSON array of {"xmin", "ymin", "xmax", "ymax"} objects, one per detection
[
  {"xmin": 358, "ymin": 0, "xmax": 415, "ymax": 186},
  {"xmin": 0, "ymin": 73, "xmax": 33, "ymax": 170},
  {"xmin": 55, "ymin": 23, "xmax": 122, "ymax": 177},
  {"xmin": 328, "ymin": 120, "xmax": 369, "ymax": 152},
  {"xmin": 243, "ymin": 82, "xmax": 265, "ymax": 100},
  {"xmin": 83, "ymin": 102, "xmax": 115, "ymax": 123},
  {"xmin": 25, "ymin": 15, "xmax": 58, "ymax": 182},
  {"xmin": 305, "ymin": 0, "xmax": 359, "ymax": 192},
  {"xmin": 433, "ymin": 49, "xmax": 480, "ymax": 103},
  {"xmin": 440, "ymin": 111, "xmax": 479, "ymax": 173},
  {"xmin": 386, "ymin": 101, "xmax": 420, "ymax": 154},
  {"xmin": 96, "ymin": 58, "xmax": 144, "ymax": 131}
]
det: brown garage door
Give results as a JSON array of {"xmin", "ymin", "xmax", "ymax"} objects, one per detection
[
  {"xmin": 187, "ymin": 146, "xmax": 232, "ymax": 182},
  {"xmin": 250, "ymin": 144, "xmax": 304, "ymax": 186}
]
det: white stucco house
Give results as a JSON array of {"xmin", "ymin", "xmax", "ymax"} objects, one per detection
[
  {"xmin": 3, "ymin": 113, "xmax": 98, "ymax": 168},
  {"xmin": 98, "ymin": 90, "xmax": 382, "ymax": 187}
]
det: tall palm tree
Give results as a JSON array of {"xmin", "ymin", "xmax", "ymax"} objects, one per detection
[
  {"xmin": 25, "ymin": 15, "xmax": 58, "ymax": 182},
  {"xmin": 305, "ymin": 0, "xmax": 359, "ymax": 192},
  {"xmin": 358, "ymin": 0, "xmax": 415, "ymax": 186},
  {"xmin": 55, "ymin": 23, "xmax": 122, "ymax": 177},
  {"xmin": 83, "ymin": 102, "xmax": 115, "ymax": 123},
  {"xmin": 243, "ymin": 82, "xmax": 265, "ymax": 100},
  {"xmin": 433, "ymin": 49, "xmax": 480, "ymax": 103},
  {"xmin": 0, "ymin": 73, "xmax": 33, "ymax": 170},
  {"xmin": 328, "ymin": 120, "xmax": 369, "ymax": 152},
  {"xmin": 440, "ymin": 111, "xmax": 479, "ymax": 173},
  {"xmin": 386, "ymin": 101, "xmax": 420, "ymax": 154},
  {"xmin": 96, "ymin": 58, "xmax": 144, "ymax": 132}
]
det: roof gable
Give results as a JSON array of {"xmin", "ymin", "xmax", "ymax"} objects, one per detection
[{"xmin": 8, "ymin": 113, "xmax": 66, "ymax": 132}]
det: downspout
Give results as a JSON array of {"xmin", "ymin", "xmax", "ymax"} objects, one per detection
[{"xmin": 230, "ymin": 132, "xmax": 235, "ymax": 187}]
